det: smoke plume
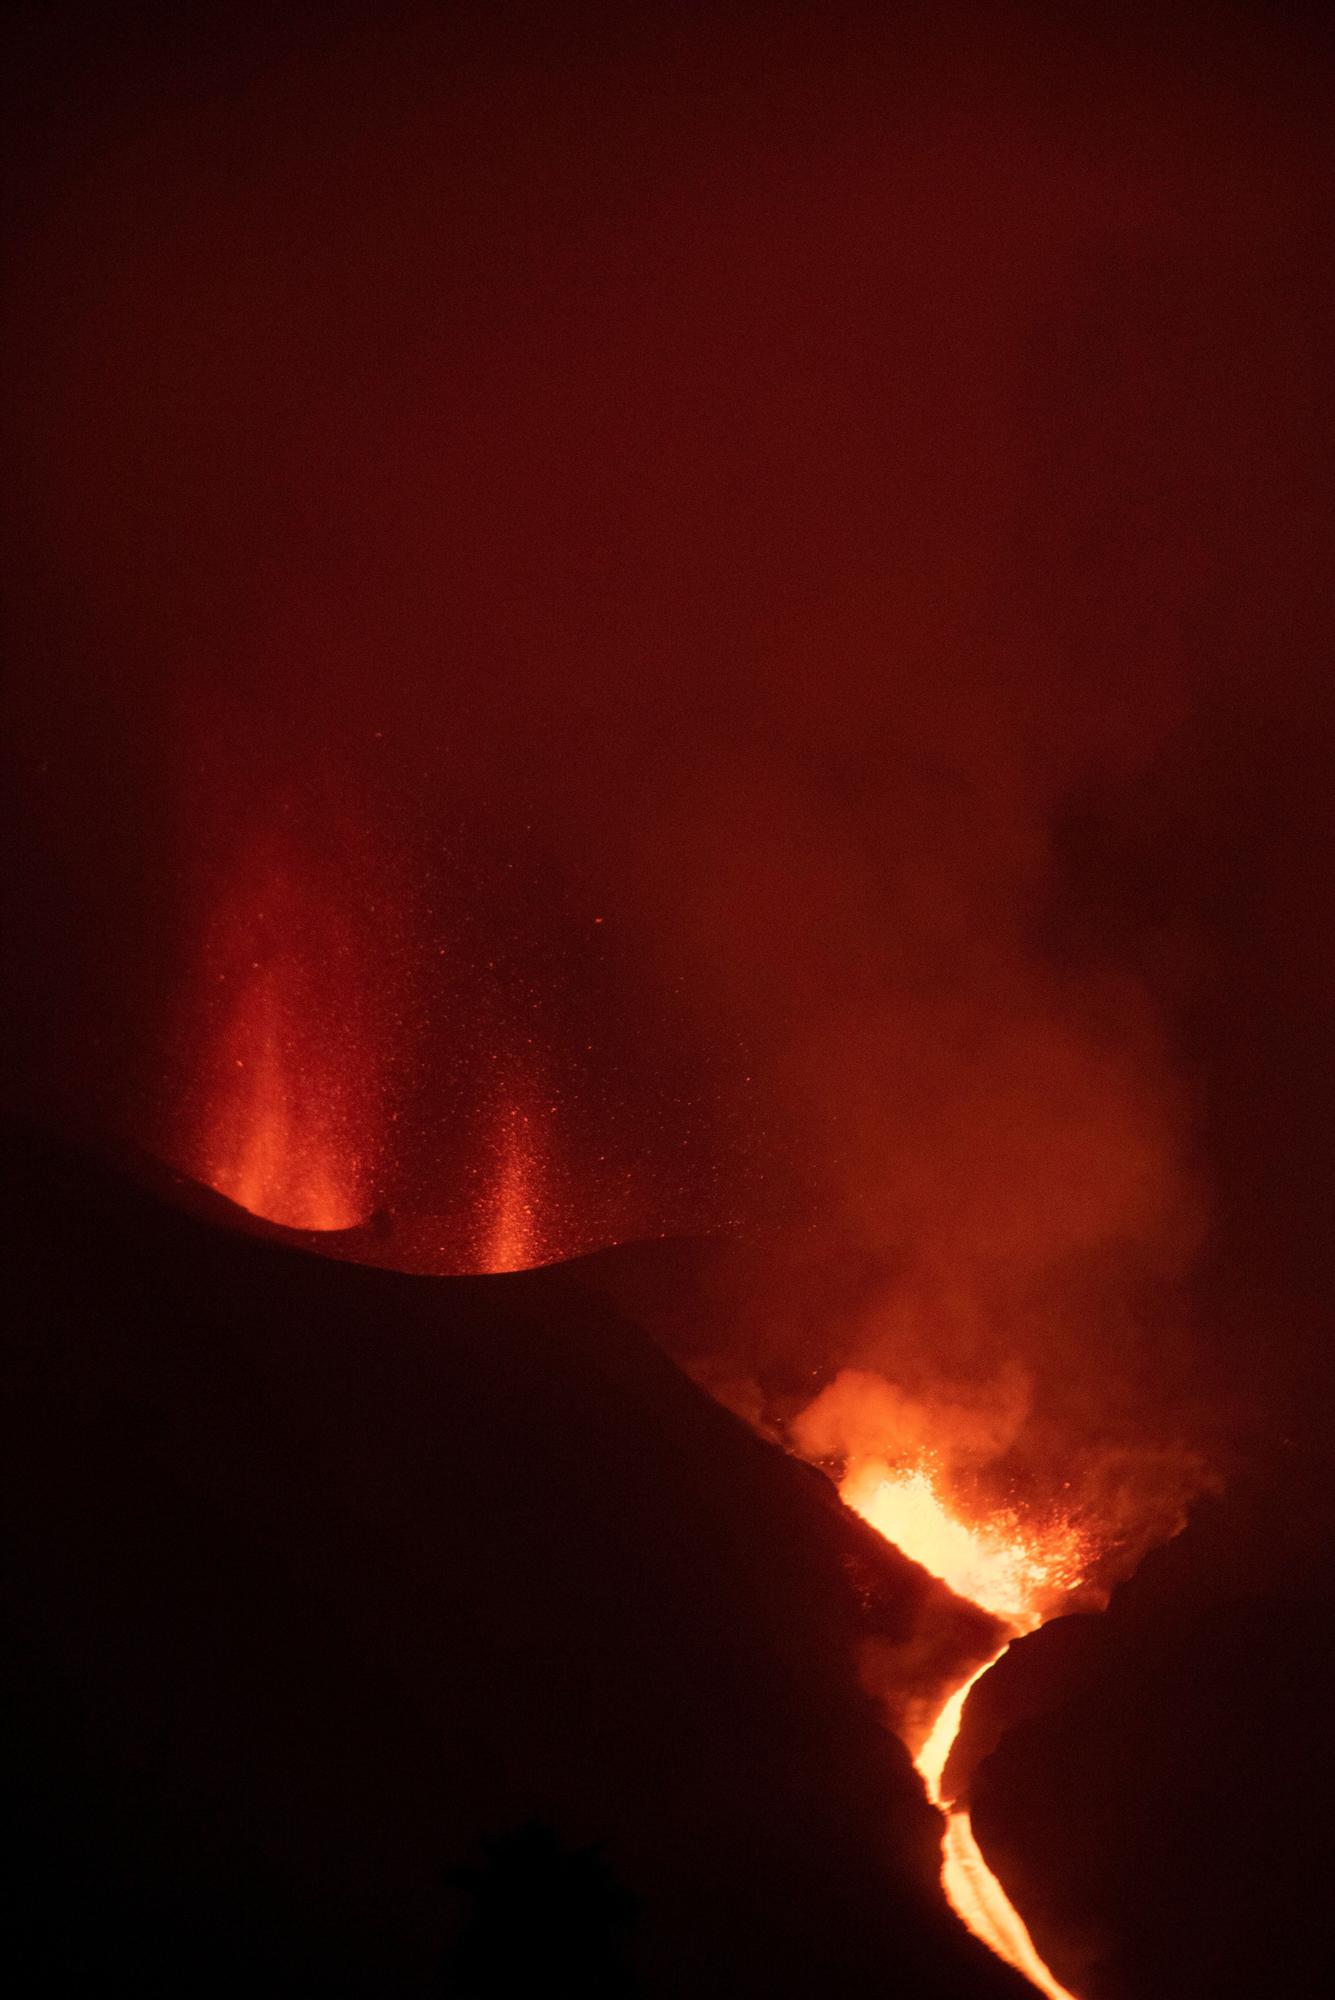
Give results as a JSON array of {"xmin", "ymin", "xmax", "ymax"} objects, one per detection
[{"xmin": 6, "ymin": 4, "xmax": 1333, "ymax": 1553}]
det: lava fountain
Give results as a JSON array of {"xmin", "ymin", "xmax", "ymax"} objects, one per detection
[
  {"xmin": 183, "ymin": 828, "xmax": 383, "ymax": 1232},
  {"xmin": 483, "ymin": 1100, "xmax": 544, "ymax": 1273},
  {"xmin": 843, "ymin": 1458, "xmax": 1085, "ymax": 1999},
  {"xmin": 206, "ymin": 959, "xmax": 365, "ymax": 1230}
]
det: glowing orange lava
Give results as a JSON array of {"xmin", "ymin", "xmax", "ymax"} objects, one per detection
[
  {"xmin": 841, "ymin": 1460, "xmax": 1087, "ymax": 1629},
  {"xmin": 842, "ymin": 1459, "xmax": 1082, "ymax": 1999}
]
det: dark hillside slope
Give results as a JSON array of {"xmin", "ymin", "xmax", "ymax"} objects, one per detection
[
  {"xmin": 961, "ymin": 1510, "xmax": 1334, "ymax": 2000},
  {"xmin": 2, "ymin": 1126, "xmax": 1027, "ymax": 1997}
]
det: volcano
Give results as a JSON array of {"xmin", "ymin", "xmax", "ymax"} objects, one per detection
[
  {"xmin": 5, "ymin": 1122, "xmax": 1037, "ymax": 1997},
  {"xmin": 7, "ymin": 1124, "xmax": 1330, "ymax": 1997},
  {"xmin": 5, "ymin": 5, "xmax": 1334, "ymax": 1995}
]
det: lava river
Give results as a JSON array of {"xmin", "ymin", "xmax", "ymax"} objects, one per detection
[{"xmin": 842, "ymin": 1460, "xmax": 1083, "ymax": 2000}]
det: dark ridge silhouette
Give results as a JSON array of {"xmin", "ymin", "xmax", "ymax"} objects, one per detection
[
  {"xmin": 955, "ymin": 1507, "xmax": 1335, "ymax": 1998},
  {"xmin": 442, "ymin": 1821, "xmax": 637, "ymax": 1997},
  {"xmin": 2, "ymin": 1121, "xmax": 1029, "ymax": 1997}
]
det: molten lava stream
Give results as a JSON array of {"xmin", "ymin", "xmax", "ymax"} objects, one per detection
[
  {"xmin": 843, "ymin": 1462, "xmax": 1080, "ymax": 2000},
  {"xmin": 917, "ymin": 1645, "xmax": 1076, "ymax": 2000}
]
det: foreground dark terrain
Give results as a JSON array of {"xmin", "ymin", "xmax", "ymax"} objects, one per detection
[
  {"xmin": 959, "ymin": 1504, "xmax": 1334, "ymax": 1999},
  {"xmin": 6, "ymin": 1125, "xmax": 1331, "ymax": 1997},
  {"xmin": 3, "ymin": 1126, "xmax": 1026, "ymax": 1998}
]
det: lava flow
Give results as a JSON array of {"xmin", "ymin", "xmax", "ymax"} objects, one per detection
[{"xmin": 843, "ymin": 1460, "xmax": 1083, "ymax": 1999}]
